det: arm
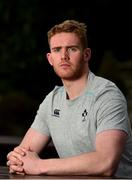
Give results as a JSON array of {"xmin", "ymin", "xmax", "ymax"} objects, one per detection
[
  {"xmin": 7, "ymin": 128, "xmax": 50, "ymax": 173},
  {"xmin": 19, "ymin": 127, "xmax": 50, "ymax": 153},
  {"xmin": 21, "ymin": 129, "xmax": 127, "ymax": 176}
]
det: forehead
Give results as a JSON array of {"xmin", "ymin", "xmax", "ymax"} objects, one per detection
[{"xmin": 50, "ymin": 32, "xmax": 80, "ymax": 47}]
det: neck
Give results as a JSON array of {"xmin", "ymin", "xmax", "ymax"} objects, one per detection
[{"xmin": 62, "ymin": 70, "xmax": 89, "ymax": 100}]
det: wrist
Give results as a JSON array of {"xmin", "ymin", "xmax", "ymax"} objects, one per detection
[
  {"xmin": 38, "ymin": 158, "xmax": 57, "ymax": 175},
  {"xmin": 37, "ymin": 159, "xmax": 49, "ymax": 175}
]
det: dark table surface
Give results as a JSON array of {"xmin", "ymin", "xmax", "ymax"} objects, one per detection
[{"xmin": 0, "ymin": 166, "xmax": 121, "ymax": 179}]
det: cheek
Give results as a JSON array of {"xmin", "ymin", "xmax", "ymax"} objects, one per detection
[
  {"xmin": 51, "ymin": 54, "xmax": 61, "ymax": 63},
  {"xmin": 73, "ymin": 55, "xmax": 83, "ymax": 66},
  {"xmin": 49, "ymin": 55, "xmax": 59, "ymax": 66}
]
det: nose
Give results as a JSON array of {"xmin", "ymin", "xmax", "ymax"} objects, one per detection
[{"xmin": 61, "ymin": 49, "xmax": 69, "ymax": 61}]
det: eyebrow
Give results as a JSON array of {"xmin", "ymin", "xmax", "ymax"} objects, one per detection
[{"xmin": 51, "ymin": 45, "xmax": 80, "ymax": 50}]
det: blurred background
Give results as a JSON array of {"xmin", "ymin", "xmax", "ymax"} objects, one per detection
[{"xmin": 0, "ymin": 0, "xmax": 132, "ymax": 138}]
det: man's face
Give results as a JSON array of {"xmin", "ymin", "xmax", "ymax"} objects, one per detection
[{"xmin": 47, "ymin": 32, "xmax": 91, "ymax": 81}]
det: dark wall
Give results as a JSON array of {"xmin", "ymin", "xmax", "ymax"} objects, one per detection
[{"xmin": 0, "ymin": 0, "xmax": 132, "ymax": 136}]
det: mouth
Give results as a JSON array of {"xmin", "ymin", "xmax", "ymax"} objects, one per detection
[{"xmin": 60, "ymin": 63, "xmax": 71, "ymax": 68}]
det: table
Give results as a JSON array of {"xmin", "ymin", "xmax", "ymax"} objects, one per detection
[
  {"xmin": 0, "ymin": 136, "xmax": 58, "ymax": 166},
  {"xmin": 0, "ymin": 166, "xmax": 119, "ymax": 179}
]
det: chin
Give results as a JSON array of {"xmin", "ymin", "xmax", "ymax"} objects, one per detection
[
  {"xmin": 54, "ymin": 70, "xmax": 81, "ymax": 80},
  {"xmin": 55, "ymin": 72, "xmax": 73, "ymax": 79},
  {"xmin": 60, "ymin": 75, "xmax": 81, "ymax": 81}
]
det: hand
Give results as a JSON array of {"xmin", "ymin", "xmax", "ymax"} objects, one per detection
[
  {"xmin": 7, "ymin": 146, "xmax": 27, "ymax": 174},
  {"xmin": 21, "ymin": 150, "xmax": 41, "ymax": 175}
]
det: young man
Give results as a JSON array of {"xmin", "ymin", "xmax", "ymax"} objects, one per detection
[{"xmin": 7, "ymin": 20, "xmax": 132, "ymax": 178}]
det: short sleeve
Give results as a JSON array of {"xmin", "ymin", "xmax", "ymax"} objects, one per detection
[
  {"xmin": 95, "ymin": 87, "xmax": 130, "ymax": 135},
  {"xmin": 31, "ymin": 97, "xmax": 50, "ymax": 136}
]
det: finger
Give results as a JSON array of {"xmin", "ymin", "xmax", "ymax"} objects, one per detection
[
  {"xmin": 10, "ymin": 165, "xmax": 24, "ymax": 173},
  {"xmin": 9, "ymin": 167, "xmax": 15, "ymax": 173},
  {"xmin": 16, "ymin": 171, "xmax": 25, "ymax": 175},
  {"xmin": 8, "ymin": 150, "xmax": 24, "ymax": 162},
  {"xmin": 7, "ymin": 151, "xmax": 13, "ymax": 160},
  {"xmin": 7, "ymin": 160, "xmax": 10, "ymax": 166},
  {"xmin": 7, "ymin": 151, "xmax": 21, "ymax": 161},
  {"xmin": 14, "ymin": 146, "xmax": 27, "ymax": 156},
  {"xmin": 7, "ymin": 158, "xmax": 23, "ymax": 166},
  {"xmin": 11, "ymin": 155, "xmax": 23, "ymax": 163},
  {"xmin": 9, "ymin": 167, "xmax": 15, "ymax": 174},
  {"xmin": 9, "ymin": 168, "xmax": 25, "ymax": 175}
]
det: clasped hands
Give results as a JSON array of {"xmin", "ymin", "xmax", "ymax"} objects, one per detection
[{"xmin": 7, "ymin": 146, "xmax": 40, "ymax": 175}]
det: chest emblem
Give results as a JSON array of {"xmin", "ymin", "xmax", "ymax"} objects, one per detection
[
  {"xmin": 53, "ymin": 109, "xmax": 60, "ymax": 117},
  {"xmin": 82, "ymin": 109, "xmax": 88, "ymax": 122}
]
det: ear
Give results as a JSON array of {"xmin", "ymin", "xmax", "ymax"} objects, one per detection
[
  {"xmin": 46, "ymin": 53, "xmax": 53, "ymax": 66},
  {"xmin": 84, "ymin": 48, "xmax": 91, "ymax": 62}
]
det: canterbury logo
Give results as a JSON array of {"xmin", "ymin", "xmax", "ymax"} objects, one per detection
[{"xmin": 52, "ymin": 109, "xmax": 60, "ymax": 117}]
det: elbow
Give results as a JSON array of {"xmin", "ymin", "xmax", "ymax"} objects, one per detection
[
  {"xmin": 101, "ymin": 161, "xmax": 118, "ymax": 177},
  {"xmin": 102, "ymin": 169, "xmax": 115, "ymax": 177}
]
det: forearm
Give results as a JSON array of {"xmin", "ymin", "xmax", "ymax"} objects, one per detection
[
  {"xmin": 21, "ymin": 130, "xmax": 125, "ymax": 176},
  {"xmin": 38, "ymin": 152, "xmax": 116, "ymax": 176},
  {"xmin": 7, "ymin": 128, "xmax": 50, "ymax": 174},
  {"xmin": 19, "ymin": 128, "xmax": 50, "ymax": 153}
]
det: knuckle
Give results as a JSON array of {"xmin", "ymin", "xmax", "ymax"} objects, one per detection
[{"xmin": 14, "ymin": 146, "xmax": 19, "ymax": 151}]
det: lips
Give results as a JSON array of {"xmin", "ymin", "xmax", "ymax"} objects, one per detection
[{"xmin": 60, "ymin": 63, "xmax": 71, "ymax": 67}]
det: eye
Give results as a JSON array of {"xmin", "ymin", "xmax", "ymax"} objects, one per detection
[
  {"xmin": 52, "ymin": 47, "xmax": 61, "ymax": 52},
  {"xmin": 68, "ymin": 47, "xmax": 78, "ymax": 52}
]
